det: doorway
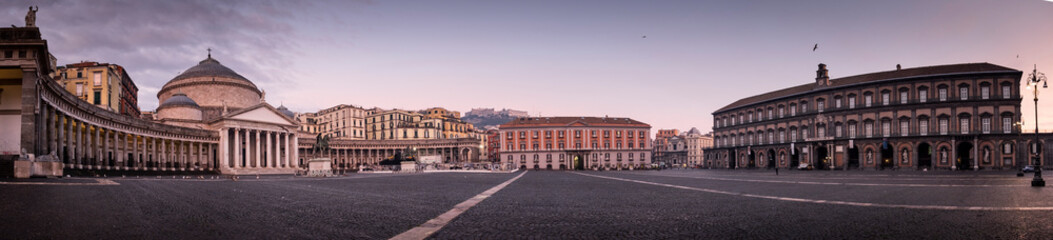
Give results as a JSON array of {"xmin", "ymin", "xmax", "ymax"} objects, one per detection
[
  {"xmin": 880, "ymin": 143, "xmax": 894, "ymax": 169},
  {"xmin": 847, "ymin": 146, "xmax": 859, "ymax": 169},
  {"xmin": 957, "ymin": 142, "xmax": 974, "ymax": 170},
  {"xmin": 767, "ymin": 149, "xmax": 776, "ymax": 169},
  {"xmin": 917, "ymin": 143, "xmax": 932, "ymax": 169},
  {"xmin": 815, "ymin": 146, "xmax": 828, "ymax": 170}
]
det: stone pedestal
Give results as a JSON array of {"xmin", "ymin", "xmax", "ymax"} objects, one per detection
[{"xmin": 306, "ymin": 158, "xmax": 333, "ymax": 177}]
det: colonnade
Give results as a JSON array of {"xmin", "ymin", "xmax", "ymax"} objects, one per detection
[
  {"xmin": 300, "ymin": 143, "xmax": 474, "ymax": 170},
  {"xmin": 38, "ymin": 103, "xmax": 217, "ymax": 172},
  {"xmin": 219, "ymin": 127, "xmax": 297, "ymax": 170}
]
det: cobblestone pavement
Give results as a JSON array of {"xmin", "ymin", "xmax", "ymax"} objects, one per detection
[
  {"xmin": 0, "ymin": 173, "xmax": 513, "ymax": 239},
  {"xmin": 432, "ymin": 169, "xmax": 1053, "ymax": 239},
  {"xmin": 4, "ymin": 170, "xmax": 1053, "ymax": 239}
]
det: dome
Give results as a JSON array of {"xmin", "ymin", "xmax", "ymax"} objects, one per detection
[
  {"xmin": 167, "ymin": 57, "xmax": 255, "ymax": 88},
  {"xmin": 156, "ymin": 56, "xmax": 262, "ymax": 120},
  {"xmin": 156, "ymin": 93, "xmax": 203, "ymax": 122},
  {"xmin": 686, "ymin": 127, "xmax": 702, "ymax": 136},
  {"xmin": 277, "ymin": 105, "xmax": 295, "ymax": 119},
  {"xmin": 158, "ymin": 93, "xmax": 199, "ymax": 109}
]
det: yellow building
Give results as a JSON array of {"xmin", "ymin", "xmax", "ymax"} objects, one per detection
[
  {"xmin": 362, "ymin": 107, "xmax": 481, "ymax": 140},
  {"xmin": 53, "ymin": 62, "xmax": 134, "ymax": 116},
  {"xmin": 296, "ymin": 104, "xmax": 366, "ymax": 139}
]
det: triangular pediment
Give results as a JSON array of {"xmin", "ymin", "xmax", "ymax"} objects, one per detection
[{"xmin": 224, "ymin": 104, "xmax": 298, "ymax": 126}]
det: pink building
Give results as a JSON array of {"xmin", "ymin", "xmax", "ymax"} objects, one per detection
[{"xmin": 499, "ymin": 117, "xmax": 651, "ymax": 170}]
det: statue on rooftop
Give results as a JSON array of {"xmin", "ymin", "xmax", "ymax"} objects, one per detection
[{"xmin": 25, "ymin": 6, "xmax": 38, "ymax": 28}]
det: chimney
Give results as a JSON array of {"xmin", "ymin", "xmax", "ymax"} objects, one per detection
[
  {"xmin": 896, "ymin": 64, "xmax": 901, "ymax": 70},
  {"xmin": 815, "ymin": 63, "xmax": 830, "ymax": 87}
]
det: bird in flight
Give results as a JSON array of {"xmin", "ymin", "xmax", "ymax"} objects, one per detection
[
  {"xmin": 642, "ymin": 35, "xmax": 647, "ymax": 38},
  {"xmin": 813, "ymin": 44, "xmax": 818, "ymax": 51}
]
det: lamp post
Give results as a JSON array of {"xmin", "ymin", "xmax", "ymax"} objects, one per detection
[{"xmin": 1027, "ymin": 65, "xmax": 1047, "ymax": 187}]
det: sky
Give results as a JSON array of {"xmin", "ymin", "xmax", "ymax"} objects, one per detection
[{"xmin": 2, "ymin": 0, "xmax": 1052, "ymax": 136}]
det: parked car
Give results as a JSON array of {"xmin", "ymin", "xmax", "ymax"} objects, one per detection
[
  {"xmin": 1023, "ymin": 165, "xmax": 1036, "ymax": 173},
  {"xmin": 797, "ymin": 163, "xmax": 812, "ymax": 170}
]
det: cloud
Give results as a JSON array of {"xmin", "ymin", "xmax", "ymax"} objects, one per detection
[{"xmin": 0, "ymin": 0, "xmax": 333, "ymax": 110}]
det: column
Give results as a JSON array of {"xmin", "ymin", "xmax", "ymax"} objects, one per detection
[
  {"xmin": 75, "ymin": 120, "xmax": 82, "ymax": 168},
  {"xmin": 265, "ymin": 131, "xmax": 273, "ymax": 168},
  {"xmin": 206, "ymin": 142, "xmax": 213, "ymax": 170},
  {"xmin": 160, "ymin": 138, "xmax": 167, "ymax": 170},
  {"xmin": 57, "ymin": 113, "xmax": 64, "ymax": 164},
  {"xmin": 282, "ymin": 132, "xmax": 290, "ymax": 167},
  {"xmin": 234, "ymin": 128, "xmax": 241, "ymax": 168},
  {"xmin": 254, "ymin": 130, "xmax": 261, "ymax": 169},
  {"xmin": 93, "ymin": 126, "xmax": 100, "ymax": 169},
  {"xmin": 100, "ymin": 128, "xmax": 107, "ymax": 169},
  {"xmin": 178, "ymin": 141, "xmax": 185, "ymax": 170},
  {"xmin": 220, "ymin": 128, "xmax": 228, "ymax": 169},
  {"xmin": 46, "ymin": 106, "xmax": 54, "ymax": 155},
  {"xmin": 291, "ymin": 134, "xmax": 298, "ymax": 168}
]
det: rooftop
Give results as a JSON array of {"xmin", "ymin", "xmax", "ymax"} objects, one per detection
[
  {"xmin": 499, "ymin": 116, "xmax": 650, "ymax": 128},
  {"xmin": 714, "ymin": 62, "xmax": 1020, "ymax": 114}
]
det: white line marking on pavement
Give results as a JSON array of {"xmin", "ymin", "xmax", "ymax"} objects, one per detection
[
  {"xmin": 575, "ymin": 172, "xmax": 1053, "ymax": 211},
  {"xmin": 618, "ymin": 172, "xmax": 1019, "ymax": 187},
  {"xmin": 391, "ymin": 171, "xmax": 528, "ymax": 240},
  {"xmin": 0, "ymin": 179, "xmax": 119, "ymax": 186}
]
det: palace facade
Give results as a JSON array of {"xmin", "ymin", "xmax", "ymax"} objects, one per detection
[
  {"xmin": 704, "ymin": 63, "xmax": 1049, "ymax": 170},
  {"xmin": 499, "ymin": 117, "xmax": 651, "ymax": 170}
]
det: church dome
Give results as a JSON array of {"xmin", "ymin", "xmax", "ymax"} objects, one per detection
[
  {"xmin": 167, "ymin": 57, "xmax": 256, "ymax": 88},
  {"xmin": 277, "ymin": 105, "xmax": 295, "ymax": 119},
  {"xmin": 156, "ymin": 93, "xmax": 203, "ymax": 121},
  {"xmin": 156, "ymin": 55, "xmax": 262, "ymax": 120},
  {"xmin": 158, "ymin": 93, "xmax": 199, "ymax": 109}
]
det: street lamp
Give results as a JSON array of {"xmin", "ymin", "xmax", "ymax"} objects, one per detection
[{"xmin": 1027, "ymin": 65, "xmax": 1047, "ymax": 187}]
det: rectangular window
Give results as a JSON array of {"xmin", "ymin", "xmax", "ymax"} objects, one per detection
[
  {"xmin": 818, "ymin": 127, "xmax": 825, "ymax": 138},
  {"xmin": 779, "ymin": 131, "xmax": 785, "ymax": 143},
  {"xmin": 75, "ymin": 83, "xmax": 83, "ymax": 96},
  {"xmin": 960, "ymin": 118, "xmax": 970, "ymax": 134},
  {"xmin": 939, "ymin": 119, "xmax": 948, "ymax": 135},
  {"xmin": 849, "ymin": 124, "xmax": 857, "ymax": 138},
  {"xmin": 817, "ymin": 101, "xmax": 824, "ymax": 112},
  {"xmin": 865, "ymin": 95, "xmax": 873, "ymax": 107},
  {"xmin": 900, "ymin": 120, "xmax": 909, "ymax": 136},
  {"xmin": 882, "ymin": 93, "xmax": 890, "ymax": 105},
  {"xmin": 900, "ymin": 91, "xmax": 908, "ymax": 104},
  {"xmin": 849, "ymin": 98, "xmax": 856, "ymax": 109},
  {"xmin": 1003, "ymin": 117, "xmax": 1012, "ymax": 133},
  {"xmin": 835, "ymin": 98, "xmax": 842, "ymax": 108},
  {"xmin": 835, "ymin": 125, "xmax": 843, "ymax": 137},
  {"xmin": 882, "ymin": 121, "xmax": 890, "ymax": 137},
  {"xmin": 960, "ymin": 87, "xmax": 969, "ymax": 100},
  {"xmin": 779, "ymin": 108, "xmax": 784, "ymax": 118},
  {"xmin": 982, "ymin": 118, "xmax": 991, "ymax": 134},
  {"xmin": 981, "ymin": 86, "xmax": 990, "ymax": 99},
  {"xmin": 790, "ymin": 130, "xmax": 797, "ymax": 142},
  {"xmin": 1002, "ymin": 85, "xmax": 1011, "ymax": 99},
  {"xmin": 920, "ymin": 120, "xmax": 929, "ymax": 136},
  {"xmin": 939, "ymin": 88, "xmax": 947, "ymax": 101},
  {"xmin": 920, "ymin": 89, "xmax": 928, "ymax": 103},
  {"xmin": 790, "ymin": 107, "xmax": 796, "ymax": 116},
  {"xmin": 865, "ymin": 123, "xmax": 874, "ymax": 138},
  {"xmin": 768, "ymin": 109, "xmax": 773, "ymax": 119},
  {"xmin": 93, "ymin": 72, "xmax": 102, "ymax": 86},
  {"xmin": 93, "ymin": 90, "xmax": 101, "ymax": 105},
  {"xmin": 748, "ymin": 114, "xmax": 753, "ymax": 122},
  {"xmin": 801, "ymin": 103, "xmax": 808, "ymax": 113}
]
